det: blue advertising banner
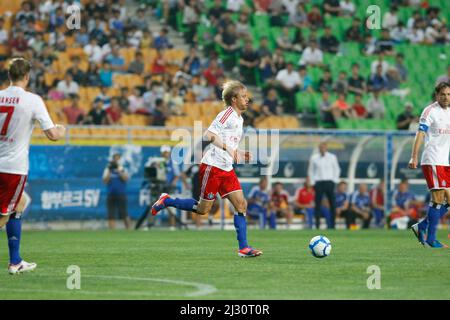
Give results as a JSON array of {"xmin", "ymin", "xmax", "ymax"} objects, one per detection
[{"xmin": 26, "ymin": 145, "xmax": 166, "ymax": 220}]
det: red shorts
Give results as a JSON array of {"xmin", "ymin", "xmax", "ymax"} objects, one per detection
[
  {"xmin": 0, "ymin": 172, "xmax": 27, "ymax": 216},
  {"xmin": 421, "ymin": 165, "xmax": 450, "ymax": 190},
  {"xmin": 199, "ymin": 164, "xmax": 242, "ymax": 201}
]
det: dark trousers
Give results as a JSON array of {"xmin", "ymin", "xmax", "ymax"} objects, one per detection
[
  {"xmin": 276, "ymin": 85, "xmax": 298, "ymax": 114},
  {"xmin": 314, "ymin": 181, "xmax": 336, "ymax": 229},
  {"xmin": 345, "ymin": 209, "xmax": 372, "ymax": 229},
  {"xmin": 107, "ymin": 194, "xmax": 128, "ymax": 220}
]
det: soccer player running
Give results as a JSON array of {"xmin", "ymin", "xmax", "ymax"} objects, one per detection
[
  {"xmin": 151, "ymin": 80, "xmax": 263, "ymax": 257},
  {"xmin": 0, "ymin": 58, "xmax": 66, "ymax": 274},
  {"xmin": 409, "ymin": 82, "xmax": 450, "ymax": 248}
]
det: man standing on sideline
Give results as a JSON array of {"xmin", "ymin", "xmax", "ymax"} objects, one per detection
[
  {"xmin": 0, "ymin": 57, "xmax": 65, "ymax": 274},
  {"xmin": 103, "ymin": 153, "xmax": 131, "ymax": 230},
  {"xmin": 409, "ymin": 82, "xmax": 450, "ymax": 248},
  {"xmin": 308, "ymin": 142, "xmax": 341, "ymax": 229}
]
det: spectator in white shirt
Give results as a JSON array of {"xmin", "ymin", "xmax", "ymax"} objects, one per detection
[
  {"xmin": 299, "ymin": 41, "xmax": 324, "ymax": 67},
  {"xmin": 339, "ymin": 0, "xmax": 355, "ymax": 16},
  {"xmin": 275, "ymin": 62, "xmax": 301, "ymax": 114},
  {"xmin": 407, "ymin": 10, "xmax": 421, "ymax": 30},
  {"xmin": 424, "ymin": 23, "xmax": 440, "ymax": 44},
  {"xmin": 382, "ymin": 6, "xmax": 399, "ymax": 29},
  {"xmin": 84, "ymin": 38, "xmax": 103, "ymax": 64},
  {"xmin": 366, "ymin": 90, "xmax": 385, "ymax": 119},
  {"xmin": 282, "ymin": 0, "xmax": 300, "ymax": 23},
  {"xmin": 308, "ymin": 142, "xmax": 341, "ymax": 229},
  {"xmin": 390, "ymin": 22, "xmax": 408, "ymax": 43},
  {"xmin": 56, "ymin": 73, "xmax": 80, "ymax": 98},
  {"xmin": 406, "ymin": 25, "xmax": 425, "ymax": 44},
  {"xmin": 226, "ymin": 0, "xmax": 245, "ymax": 12},
  {"xmin": 370, "ymin": 52, "xmax": 390, "ymax": 76}
]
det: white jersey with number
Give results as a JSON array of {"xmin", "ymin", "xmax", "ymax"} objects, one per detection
[
  {"xmin": 418, "ymin": 101, "xmax": 450, "ymax": 166},
  {"xmin": 201, "ymin": 106, "xmax": 243, "ymax": 171},
  {"xmin": 0, "ymin": 86, "xmax": 55, "ymax": 175}
]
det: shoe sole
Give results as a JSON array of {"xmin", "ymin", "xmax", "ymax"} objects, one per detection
[
  {"xmin": 238, "ymin": 252, "xmax": 263, "ymax": 258},
  {"xmin": 411, "ymin": 225, "xmax": 425, "ymax": 246},
  {"xmin": 9, "ymin": 267, "xmax": 37, "ymax": 275}
]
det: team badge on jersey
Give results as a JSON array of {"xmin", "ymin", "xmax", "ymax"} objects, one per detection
[{"xmin": 207, "ymin": 192, "xmax": 215, "ymax": 200}]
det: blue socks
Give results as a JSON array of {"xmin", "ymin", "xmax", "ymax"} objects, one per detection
[
  {"xmin": 426, "ymin": 204, "xmax": 441, "ymax": 243},
  {"xmin": 418, "ymin": 203, "xmax": 449, "ymax": 232},
  {"xmin": 6, "ymin": 213, "xmax": 22, "ymax": 265},
  {"xmin": 164, "ymin": 198, "xmax": 198, "ymax": 212},
  {"xmin": 234, "ymin": 213, "xmax": 248, "ymax": 250},
  {"xmin": 439, "ymin": 204, "xmax": 449, "ymax": 219}
]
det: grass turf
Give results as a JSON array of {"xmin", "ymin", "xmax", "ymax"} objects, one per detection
[{"xmin": 0, "ymin": 229, "xmax": 449, "ymax": 300}]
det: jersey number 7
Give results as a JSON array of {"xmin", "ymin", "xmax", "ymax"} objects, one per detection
[{"xmin": 0, "ymin": 106, "xmax": 14, "ymax": 136}]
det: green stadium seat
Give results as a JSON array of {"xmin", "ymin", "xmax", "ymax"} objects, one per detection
[
  {"xmin": 284, "ymin": 52, "xmax": 301, "ymax": 65},
  {"xmin": 252, "ymin": 14, "xmax": 270, "ymax": 30},
  {"xmin": 295, "ymin": 92, "xmax": 318, "ymax": 113},
  {"xmin": 343, "ymin": 42, "xmax": 361, "ymax": 58},
  {"xmin": 337, "ymin": 118, "xmax": 355, "ymax": 130},
  {"xmin": 176, "ymin": 12, "xmax": 188, "ymax": 33}
]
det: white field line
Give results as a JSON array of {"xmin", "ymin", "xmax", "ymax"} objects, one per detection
[{"xmin": 1, "ymin": 274, "xmax": 217, "ymax": 298}]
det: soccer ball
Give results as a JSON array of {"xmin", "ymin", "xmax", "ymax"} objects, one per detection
[{"xmin": 309, "ymin": 235, "xmax": 332, "ymax": 258}]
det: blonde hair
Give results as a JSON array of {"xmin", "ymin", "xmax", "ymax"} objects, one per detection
[{"xmin": 222, "ymin": 80, "xmax": 246, "ymax": 106}]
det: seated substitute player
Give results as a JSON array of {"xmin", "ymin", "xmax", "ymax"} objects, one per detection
[
  {"xmin": 369, "ymin": 179, "xmax": 385, "ymax": 228},
  {"xmin": 293, "ymin": 178, "xmax": 332, "ymax": 229},
  {"xmin": 348, "ymin": 183, "xmax": 372, "ymax": 229},
  {"xmin": 389, "ymin": 179, "xmax": 420, "ymax": 229},
  {"xmin": 151, "ymin": 80, "xmax": 263, "ymax": 257},
  {"xmin": 409, "ymin": 82, "xmax": 450, "ymax": 248},
  {"xmin": 293, "ymin": 177, "xmax": 316, "ymax": 229},
  {"xmin": 270, "ymin": 182, "xmax": 294, "ymax": 229},
  {"xmin": 247, "ymin": 176, "xmax": 271, "ymax": 229},
  {"xmin": 0, "ymin": 57, "xmax": 65, "ymax": 274},
  {"xmin": 335, "ymin": 181, "xmax": 350, "ymax": 228}
]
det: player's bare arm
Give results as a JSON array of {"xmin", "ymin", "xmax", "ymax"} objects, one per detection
[
  {"xmin": 44, "ymin": 124, "xmax": 66, "ymax": 141},
  {"xmin": 408, "ymin": 130, "xmax": 425, "ymax": 169}
]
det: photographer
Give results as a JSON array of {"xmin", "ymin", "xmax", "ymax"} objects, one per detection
[{"xmin": 103, "ymin": 153, "xmax": 131, "ymax": 230}]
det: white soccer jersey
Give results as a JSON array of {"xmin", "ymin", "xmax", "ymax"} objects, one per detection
[
  {"xmin": 419, "ymin": 101, "xmax": 450, "ymax": 166},
  {"xmin": 0, "ymin": 86, "xmax": 55, "ymax": 175},
  {"xmin": 201, "ymin": 106, "xmax": 243, "ymax": 171}
]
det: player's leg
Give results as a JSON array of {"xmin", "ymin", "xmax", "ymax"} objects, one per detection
[
  {"xmin": 225, "ymin": 190, "xmax": 262, "ymax": 257},
  {"xmin": 3, "ymin": 184, "xmax": 36, "ymax": 274},
  {"xmin": 442, "ymin": 188, "xmax": 450, "ymax": 218},
  {"xmin": 416, "ymin": 193, "xmax": 449, "ymax": 234},
  {"xmin": 151, "ymin": 164, "xmax": 219, "ymax": 216},
  {"xmin": 160, "ymin": 176, "xmax": 221, "ymax": 218},
  {"xmin": 426, "ymin": 189, "xmax": 447, "ymax": 247}
]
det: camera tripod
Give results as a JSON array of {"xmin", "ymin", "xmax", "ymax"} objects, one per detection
[{"xmin": 134, "ymin": 181, "xmax": 188, "ymax": 230}]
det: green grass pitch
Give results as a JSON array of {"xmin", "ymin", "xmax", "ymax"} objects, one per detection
[{"xmin": 1, "ymin": 229, "xmax": 449, "ymax": 300}]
